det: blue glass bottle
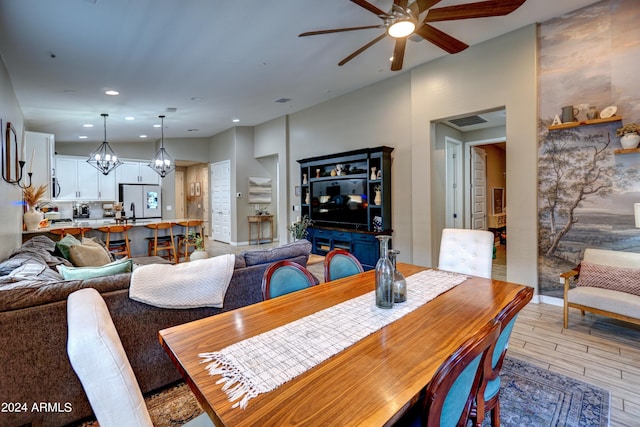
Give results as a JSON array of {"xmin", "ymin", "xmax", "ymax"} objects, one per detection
[
  {"xmin": 375, "ymin": 235, "xmax": 394, "ymax": 309},
  {"xmin": 389, "ymin": 249, "xmax": 407, "ymax": 303}
]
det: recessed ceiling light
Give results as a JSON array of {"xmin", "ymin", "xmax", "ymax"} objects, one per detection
[
  {"xmin": 105, "ymin": 90, "xmax": 119, "ymax": 96},
  {"xmin": 187, "ymin": 129, "xmax": 199, "ymax": 132},
  {"xmin": 153, "ymin": 124, "xmax": 161, "ymax": 128},
  {"xmin": 125, "ymin": 116, "xmax": 135, "ymax": 121},
  {"xmin": 232, "ymin": 118, "xmax": 240, "ymax": 123},
  {"xmin": 83, "ymin": 124, "xmax": 93, "ymax": 128},
  {"xmin": 273, "ymin": 98, "xmax": 291, "ymax": 103},
  {"xmin": 78, "ymin": 136, "xmax": 88, "ymax": 139},
  {"xmin": 64, "ymin": 89, "xmax": 77, "ymax": 94},
  {"xmin": 190, "ymin": 97, "xmax": 203, "ymax": 102},
  {"xmin": 139, "ymin": 135, "xmax": 148, "ymax": 138}
]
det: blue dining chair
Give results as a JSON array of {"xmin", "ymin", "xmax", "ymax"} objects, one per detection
[
  {"xmin": 323, "ymin": 248, "xmax": 364, "ymax": 282},
  {"xmin": 395, "ymin": 319, "xmax": 500, "ymax": 427},
  {"xmin": 261, "ymin": 260, "xmax": 317, "ymax": 300},
  {"xmin": 470, "ymin": 290, "xmax": 531, "ymax": 427}
]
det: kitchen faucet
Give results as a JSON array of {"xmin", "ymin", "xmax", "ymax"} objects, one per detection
[{"xmin": 130, "ymin": 202, "xmax": 136, "ymax": 221}]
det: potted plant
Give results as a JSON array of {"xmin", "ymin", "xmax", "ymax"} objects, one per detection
[
  {"xmin": 616, "ymin": 123, "xmax": 640, "ymax": 149},
  {"xmin": 189, "ymin": 232, "xmax": 209, "ymax": 261},
  {"xmin": 23, "ymin": 184, "xmax": 47, "ymax": 231},
  {"xmin": 288, "ymin": 215, "xmax": 312, "ymax": 241}
]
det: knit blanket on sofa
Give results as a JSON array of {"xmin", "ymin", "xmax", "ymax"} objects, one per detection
[{"xmin": 130, "ymin": 254, "xmax": 235, "ymax": 309}]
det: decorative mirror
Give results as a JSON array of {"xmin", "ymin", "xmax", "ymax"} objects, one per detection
[{"xmin": 2, "ymin": 120, "xmax": 20, "ymax": 183}]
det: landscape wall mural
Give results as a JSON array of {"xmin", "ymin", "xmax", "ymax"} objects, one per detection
[{"xmin": 537, "ymin": 0, "xmax": 640, "ymax": 297}]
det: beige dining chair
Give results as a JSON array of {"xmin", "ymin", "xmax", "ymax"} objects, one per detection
[
  {"xmin": 67, "ymin": 288, "xmax": 215, "ymax": 427},
  {"xmin": 438, "ymin": 228, "xmax": 495, "ymax": 279}
]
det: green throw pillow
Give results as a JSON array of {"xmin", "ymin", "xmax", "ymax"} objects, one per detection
[
  {"xmin": 55, "ymin": 234, "xmax": 82, "ymax": 260},
  {"xmin": 57, "ymin": 258, "xmax": 132, "ymax": 280}
]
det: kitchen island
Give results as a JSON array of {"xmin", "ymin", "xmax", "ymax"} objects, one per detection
[{"xmin": 22, "ymin": 218, "xmax": 203, "ymax": 258}]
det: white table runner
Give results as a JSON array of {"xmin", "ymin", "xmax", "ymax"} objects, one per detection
[{"xmin": 199, "ymin": 269, "xmax": 467, "ymax": 409}]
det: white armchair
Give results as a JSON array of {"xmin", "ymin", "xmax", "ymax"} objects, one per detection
[
  {"xmin": 438, "ymin": 228, "xmax": 495, "ymax": 279},
  {"xmin": 67, "ymin": 288, "xmax": 215, "ymax": 427}
]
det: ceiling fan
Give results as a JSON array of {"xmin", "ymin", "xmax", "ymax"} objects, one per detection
[{"xmin": 299, "ymin": 0, "xmax": 526, "ymax": 71}]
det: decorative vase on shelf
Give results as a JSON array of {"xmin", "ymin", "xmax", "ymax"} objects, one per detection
[
  {"xmin": 370, "ymin": 167, "xmax": 377, "ymax": 180},
  {"xmin": 374, "ymin": 191, "xmax": 382, "ymax": 205},
  {"xmin": 23, "ymin": 207, "xmax": 42, "ymax": 231},
  {"xmin": 302, "ymin": 173, "xmax": 307, "ymax": 185},
  {"xmin": 620, "ymin": 133, "xmax": 640, "ymax": 149},
  {"xmin": 375, "ymin": 235, "xmax": 394, "ymax": 309}
]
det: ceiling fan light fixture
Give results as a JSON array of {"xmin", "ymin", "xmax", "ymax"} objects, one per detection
[
  {"xmin": 87, "ymin": 113, "xmax": 122, "ymax": 176},
  {"xmin": 148, "ymin": 115, "xmax": 175, "ymax": 178},
  {"xmin": 388, "ymin": 19, "xmax": 415, "ymax": 38}
]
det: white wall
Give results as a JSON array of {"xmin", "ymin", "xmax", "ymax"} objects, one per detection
[
  {"xmin": 411, "ymin": 25, "xmax": 538, "ymax": 289},
  {"xmin": 254, "ymin": 116, "xmax": 288, "ymax": 242},
  {"xmin": 288, "ymin": 72, "xmax": 414, "ymax": 261},
  {"xmin": 0, "ymin": 58, "xmax": 25, "ymax": 259}
]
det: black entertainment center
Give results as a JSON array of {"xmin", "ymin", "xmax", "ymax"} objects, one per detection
[{"xmin": 297, "ymin": 146, "xmax": 393, "ymax": 270}]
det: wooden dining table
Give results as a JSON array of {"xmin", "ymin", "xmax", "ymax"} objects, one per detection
[{"xmin": 159, "ymin": 263, "xmax": 533, "ymax": 427}]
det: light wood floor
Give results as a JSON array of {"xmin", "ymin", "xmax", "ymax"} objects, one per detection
[{"xmin": 206, "ymin": 240, "xmax": 638, "ymax": 426}]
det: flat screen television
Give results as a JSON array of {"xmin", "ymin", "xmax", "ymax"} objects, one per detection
[{"xmin": 310, "ymin": 179, "xmax": 368, "ymax": 228}]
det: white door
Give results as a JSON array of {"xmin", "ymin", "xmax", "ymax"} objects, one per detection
[
  {"xmin": 201, "ymin": 164, "xmax": 210, "ymax": 236},
  {"xmin": 175, "ymin": 171, "xmax": 185, "ymax": 219},
  {"xmin": 445, "ymin": 137, "xmax": 463, "ymax": 229},
  {"xmin": 471, "ymin": 147, "xmax": 487, "ymax": 230},
  {"xmin": 211, "ymin": 160, "xmax": 231, "ymax": 243}
]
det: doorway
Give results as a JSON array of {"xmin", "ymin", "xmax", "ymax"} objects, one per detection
[{"xmin": 438, "ymin": 108, "xmax": 507, "ymax": 280}]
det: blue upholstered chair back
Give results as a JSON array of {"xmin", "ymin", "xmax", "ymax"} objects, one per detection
[
  {"xmin": 262, "ymin": 260, "xmax": 317, "ymax": 300},
  {"xmin": 396, "ymin": 320, "xmax": 500, "ymax": 427},
  {"xmin": 324, "ymin": 249, "xmax": 364, "ymax": 282}
]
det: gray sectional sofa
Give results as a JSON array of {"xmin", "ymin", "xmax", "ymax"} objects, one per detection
[{"xmin": 0, "ymin": 236, "xmax": 312, "ymax": 427}]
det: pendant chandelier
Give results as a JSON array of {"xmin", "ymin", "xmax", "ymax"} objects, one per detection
[
  {"xmin": 87, "ymin": 113, "xmax": 122, "ymax": 175},
  {"xmin": 148, "ymin": 114, "xmax": 175, "ymax": 178}
]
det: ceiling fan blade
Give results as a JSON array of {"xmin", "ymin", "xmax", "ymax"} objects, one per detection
[
  {"xmin": 338, "ymin": 33, "xmax": 387, "ymax": 66},
  {"xmin": 394, "ymin": 0, "xmax": 409, "ymax": 8},
  {"xmin": 391, "ymin": 38, "xmax": 407, "ymax": 71},
  {"xmin": 414, "ymin": 23, "xmax": 469, "ymax": 54},
  {"xmin": 299, "ymin": 25, "xmax": 384, "ymax": 37},
  {"xmin": 415, "ymin": 0, "xmax": 444, "ymax": 13},
  {"xmin": 350, "ymin": 0, "xmax": 387, "ymax": 17},
  {"xmin": 425, "ymin": 0, "xmax": 526, "ymax": 22}
]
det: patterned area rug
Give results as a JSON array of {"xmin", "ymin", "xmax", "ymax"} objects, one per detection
[
  {"xmin": 77, "ymin": 356, "xmax": 609, "ymax": 426},
  {"xmin": 493, "ymin": 356, "xmax": 610, "ymax": 427}
]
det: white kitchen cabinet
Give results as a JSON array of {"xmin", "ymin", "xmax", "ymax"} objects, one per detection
[
  {"xmin": 98, "ymin": 170, "xmax": 117, "ymax": 201},
  {"xmin": 116, "ymin": 160, "xmax": 159, "ymax": 185},
  {"xmin": 54, "ymin": 156, "xmax": 116, "ymax": 201},
  {"xmin": 24, "ymin": 131, "xmax": 55, "ymax": 200},
  {"xmin": 55, "ymin": 156, "xmax": 98, "ymax": 200}
]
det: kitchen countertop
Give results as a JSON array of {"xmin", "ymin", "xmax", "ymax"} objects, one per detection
[{"xmin": 23, "ymin": 218, "xmax": 201, "ymax": 234}]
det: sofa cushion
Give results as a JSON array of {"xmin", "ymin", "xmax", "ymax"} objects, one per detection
[
  {"xmin": 57, "ymin": 258, "xmax": 133, "ymax": 280},
  {"xmin": 56, "ymin": 234, "xmax": 82, "ymax": 260},
  {"xmin": 577, "ymin": 261, "xmax": 640, "ymax": 297},
  {"xmin": 69, "ymin": 238, "xmax": 113, "ymax": 267},
  {"xmin": 242, "ymin": 240, "xmax": 311, "ymax": 267},
  {"xmin": 568, "ymin": 286, "xmax": 640, "ymax": 319},
  {"xmin": 8, "ymin": 261, "xmax": 64, "ymax": 281}
]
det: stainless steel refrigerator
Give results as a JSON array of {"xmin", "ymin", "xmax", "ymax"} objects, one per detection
[{"xmin": 119, "ymin": 184, "xmax": 162, "ymax": 219}]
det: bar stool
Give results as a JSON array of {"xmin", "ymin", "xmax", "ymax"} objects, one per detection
[
  {"xmin": 176, "ymin": 220, "xmax": 204, "ymax": 262},
  {"xmin": 50, "ymin": 227, "xmax": 91, "ymax": 240},
  {"xmin": 145, "ymin": 222, "xmax": 177, "ymax": 263},
  {"xmin": 97, "ymin": 225, "xmax": 132, "ymax": 259}
]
